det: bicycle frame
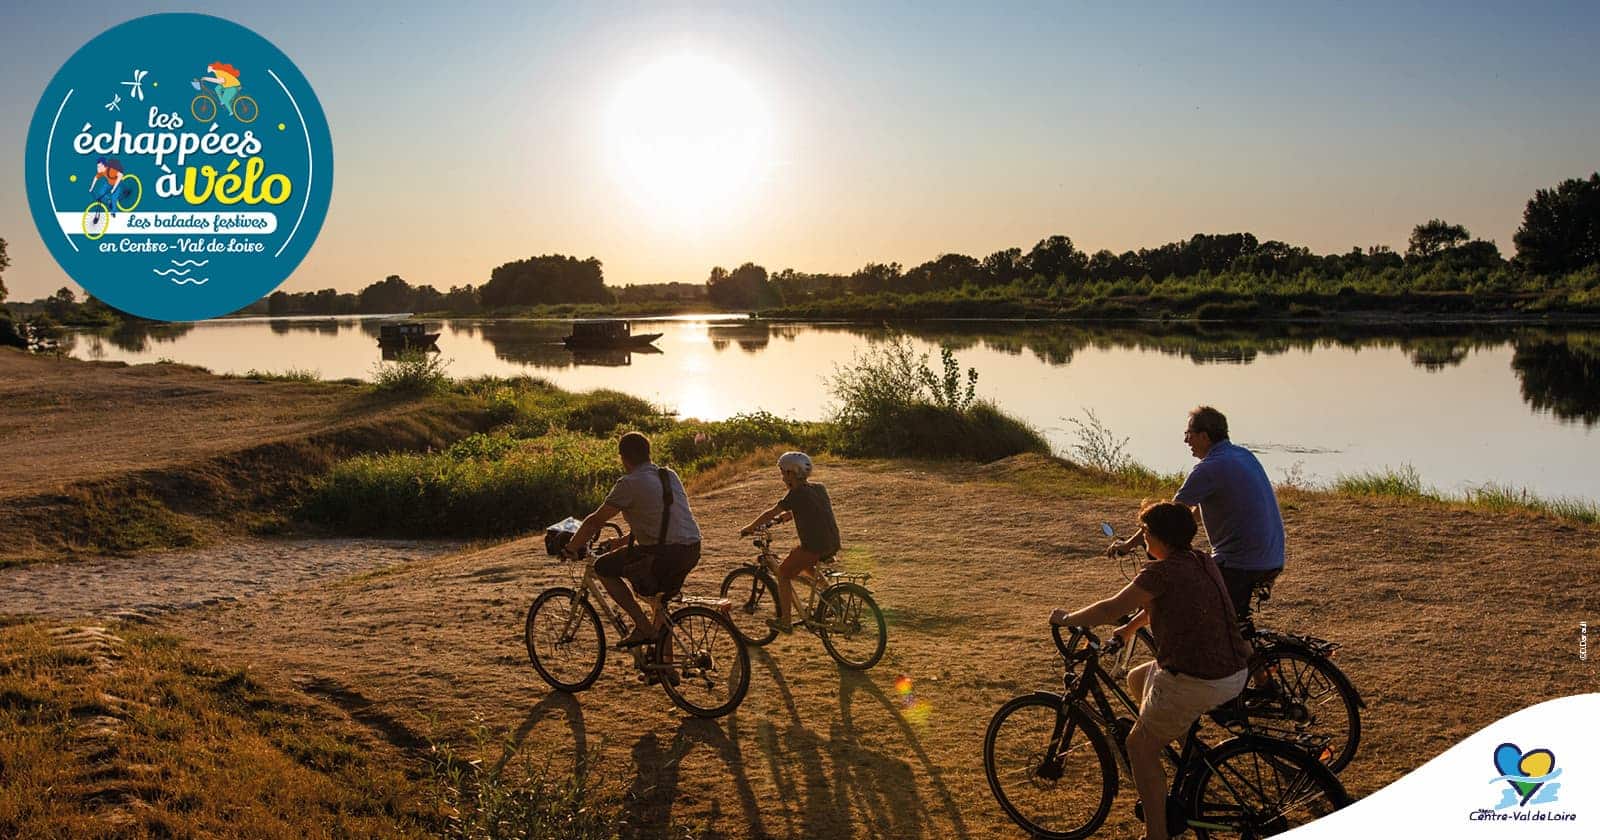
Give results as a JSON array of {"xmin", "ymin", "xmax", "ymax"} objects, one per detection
[
  {"xmin": 552, "ymin": 546, "xmax": 721, "ymax": 672},
  {"xmin": 747, "ymin": 526, "xmax": 872, "ymax": 615},
  {"xmin": 1049, "ymin": 632, "xmax": 1255, "ymax": 835}
]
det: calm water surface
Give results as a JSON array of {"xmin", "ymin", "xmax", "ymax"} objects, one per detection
[{"xmin": 64, "ymin": 316, "xmax": 1600, "ymax": 501}]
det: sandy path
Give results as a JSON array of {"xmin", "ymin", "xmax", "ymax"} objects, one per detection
[
  {"xmin": 0, "ymin": 539, "xmax": 463, "ymax": 623},
  {"xmin": 170, "ymin": 457, "xmax": 1599, "ymax": 839}
]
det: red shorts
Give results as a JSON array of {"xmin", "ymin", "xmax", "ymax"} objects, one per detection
[{"xmin": 778, "ymin": 546, "xmax": 824, "ymax": 579}]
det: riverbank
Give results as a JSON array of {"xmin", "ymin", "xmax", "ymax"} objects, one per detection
[
  {"xmin": 0, "ymin": 348, "xmax": 491, "ymax": 564},
  {"xmin": 3, "ymin": 349, "xmax": 1597, "ymax": 837}
]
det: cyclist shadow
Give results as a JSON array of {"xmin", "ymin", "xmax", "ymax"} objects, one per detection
[
  {"xmin": 748, "ymin": 647, "xmax": 847, "ymax": 838},
  {"xmin": 834, "ymin": 668, "xmax": 971, "ymax": 840},
  {"xmin": 494, "ymin": 690, "xmax": 588, "ymax": 778},
  {"xmin": 625, "ymin": 712, "xmax": 771, "ymax": 840}
]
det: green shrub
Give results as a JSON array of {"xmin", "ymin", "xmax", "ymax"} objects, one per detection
[
  {"xmin": 654, "ymin": 411, "xmax": 832, "ymax": 473},
  {"xmin": 828, "ymin": 335, "xmax": 1049, "ymax": 460},
  {"xmin": 372, "ymin": 350, "xmax": 452, "ymax": 395}
]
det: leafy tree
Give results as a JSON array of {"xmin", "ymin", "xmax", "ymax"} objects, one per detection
[
  {"xmin": 358, "ymin": 274, "xmax": 415, "ymax": 313},
  {"xmin": 707, "ymin": 262, "xmax": 773, "ymax": 308},
  {"xmin": 45, "ymin": 287, "xmax": 77, "ymax": 321},
  {"xmin": 0, "ymin": 236, "xmax": 9, "ymax": 304},
  {"xmin": 480, "ymin": 254, "xmax": 607, "ymax": 308},
  {"xmin": 267, "ymin": 290, "xmax": 292, "ymax": 315},
  {"xmin": 1514, "ymin": 172, "xmax": 1600, "ymax": 275},
  {"xmin": 1026, "ymin": 235, "xmax": 1088, "ymax": 281},
  {"xmin": 981, "ymin": 248, "xmax": 1027, "ymax": 286},
  {"xmin": 1407, "ymin": 219, "xmax": 1471, "ymax": 259}
]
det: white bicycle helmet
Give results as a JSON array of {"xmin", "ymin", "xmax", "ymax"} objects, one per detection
[{"xmin": 777, "ymin": 451, "xmax": 814, "ymax": 479}]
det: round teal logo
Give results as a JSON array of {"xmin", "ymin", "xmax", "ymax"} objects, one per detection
[{"xmin": 24, "ymin": 13, "xmax": 333, "ymax": 322}]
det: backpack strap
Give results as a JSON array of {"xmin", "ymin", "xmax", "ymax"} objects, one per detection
[{"xmin": 656, "ymin": 466, "xmax": 674, "ymax": 547}]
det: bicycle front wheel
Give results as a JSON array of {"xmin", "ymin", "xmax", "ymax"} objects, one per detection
[
  {"xmin": 657, "ymin": 605, "xmax": 750, "ymax": 718},
  {"xmin": 984, "ymin": 694, "xmax": 1118, "ymax": 840},
  {"xmin": 83, "ymin": 203, "xmax": 110, "ymax": 239},
  {"xmin": 525, "ymin": 587, "xmax": 605, "ymax": 692},
  {"xmin": 234, "ymin": 95, "xmax": 259, "ymax": 123},
  {"xmin": 816, "ymin": 582, "xmax": 886, "ymax": 670},
  {"xmin": 1184, "ymin": 734, "xmax": 1352, "ymax": 838},
  {"xmin": 1246, "ymin": 646, "xmax": 1362, "ymax": 772},
  {"xmin": 719, "ymin": 566, "xmax": 778, "ymax": 646}
]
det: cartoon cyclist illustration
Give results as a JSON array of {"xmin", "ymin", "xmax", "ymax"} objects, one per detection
[
  {"xmin": 82, "ymin": 156, "xmax": 142, "ymax": 240},
  {"xmin": 88, "ymin": 157, "xmax": 130, "ymax": 214},
  {"xmin": 190, "ymin": 62, "xmax": 259, "ymax": 123}
]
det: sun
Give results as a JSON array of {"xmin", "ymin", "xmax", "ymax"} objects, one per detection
[{"xmin": 604, "ymin": 54, "xmax": 774, "ymax": 226}]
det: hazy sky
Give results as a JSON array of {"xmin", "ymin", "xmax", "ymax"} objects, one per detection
[{"xmin": 3, "ymin": 1, "xmax": 1598, "ymax": 301}]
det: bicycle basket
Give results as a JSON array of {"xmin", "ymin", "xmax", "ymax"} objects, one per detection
[{"xmin": 543, "ymin": 516, "xmax": 582, "ymax": 556}]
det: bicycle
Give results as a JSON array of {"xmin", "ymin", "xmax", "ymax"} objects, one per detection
[
  {"xmin": 718, "ymin": 521, "xmax": 887, "ymax": 670},
  {"xmin": 983, "ymin": 622, "xmax": 1352, "ymax": 839},
  {"xmin": 1102, "ymin": 524, "xmax": 1365, "ymax": 772},
  {"xmin": 82, "ymin": 174, "xmax": 143, "ymax": 240},
  {"xmin": 524, "ymin": 522, "xmax": 752, "ymax": 718},
  {"xmin": 190, "ymin": 78, "xmax": 259, "ymax": 124}
]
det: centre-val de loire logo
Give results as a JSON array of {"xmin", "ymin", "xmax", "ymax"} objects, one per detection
[{"xmin": 1468, "ymin": 742, "xmax": 1577, "ymax": 824}]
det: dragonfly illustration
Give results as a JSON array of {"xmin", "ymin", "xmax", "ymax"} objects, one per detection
[
  {"xmin": 104, "ymin": 93, "xmax": 122, "ymax": 112},
  {"xmin": 121, "ymin": 69, "xmax": 148, "ymax": 101}
]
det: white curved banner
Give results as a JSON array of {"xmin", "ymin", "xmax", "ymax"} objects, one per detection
[{"xmin": 1287, "ymin": 693, "xmax": 1596, "ymax": 837}]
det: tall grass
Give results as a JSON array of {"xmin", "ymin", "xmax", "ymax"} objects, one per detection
[
  {"xmin": 1326, "ymin": 465, "xmax": 1598, "ymax": 525},
  {"xmin": 1466, "ymin": 482, "xmax": 1600, "ymax": 524},
  {"xmin": 828, "ymin": 335, "xmax": 1049, "ymax": 460},
  {"xmin": 302, "ymin": 432, "xmax": 620, "ymax": 537},
  {"xmin": 1332, "ymin": 464, "xmax": 1430, "ymax": 498}
]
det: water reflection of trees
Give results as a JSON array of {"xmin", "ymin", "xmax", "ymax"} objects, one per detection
[
  {"xmin": 101, "ymin": 321, "xmax": 197, "ymax": 352},
  {"xmin": 462, "ymin": 319, "xmax": 662, "ymax": 368},
  {"xmin": 1511, "ymin": 333, "xmax": 1600, "ymax": 426}
]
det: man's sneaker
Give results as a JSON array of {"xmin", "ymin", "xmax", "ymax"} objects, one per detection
[{"xmin": 766, "ymin": 618, "xmax": 794, "ymax": 635}]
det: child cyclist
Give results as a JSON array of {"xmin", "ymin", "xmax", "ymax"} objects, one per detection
[
  {"xmin": 1050, "ymin": 501, "xmax": 1251, "ymax": 840},
  {"xmin": 739, "ymin": 451, "xmax": 841, "ymax": 635}
]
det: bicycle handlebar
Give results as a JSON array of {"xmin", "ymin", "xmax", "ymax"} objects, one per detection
[{"xmin": 1052, "ymin": 622, "xmax": 1124, "ymax": 662}]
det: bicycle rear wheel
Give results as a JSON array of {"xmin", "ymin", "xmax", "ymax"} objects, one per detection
[
  {"xmin": 816, "ymin": 582, "xmax": 887, "ymax": 670},
  {"xmin": 525, "ymin": 587, "xmax": 606, "ymax": 692},
  {"xmin": 719, "ymin": 566, "xmax": 779, "ymax": 646},
  {"xmin": 1184, "ymin": 735, "xmax": 1352, "ymax": 838},
  {"xmin": 1245, "ymin": 647, "xmax": 1361, "ymax": 773},
  {"xmin": 656, "ymin": 605, "xmax": 750, "ymax": 718},
  {"xmin": 983, "ymin": 694, "xmax": 1118, "ymax": 840}
]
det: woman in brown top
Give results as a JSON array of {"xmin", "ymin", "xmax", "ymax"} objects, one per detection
[{"xmin": 1051, "ymin": 501, "xmax": 1251, "ymax": 840}]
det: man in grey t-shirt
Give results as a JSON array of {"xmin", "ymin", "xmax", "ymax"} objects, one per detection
[{"xmin": 566, "ymin": 432, "xmax": 703, "ymax": 649}]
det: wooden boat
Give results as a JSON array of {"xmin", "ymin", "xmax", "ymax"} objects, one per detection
[
  {"xmin": 562, "ymin": 320, "xmax": 662, "ymax": 349},
  {"xmin": 377, "ymin": 321, "xmax": 440, "ymax": 349}
]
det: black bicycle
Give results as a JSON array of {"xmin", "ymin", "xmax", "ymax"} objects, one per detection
[
  {"xmin": 983, "ymin": 623, "xmax": 1351, "ymax": 839},
  {"xmin": 1103, "ymin": 525, "xmax": 1365, "ymax": 772}
]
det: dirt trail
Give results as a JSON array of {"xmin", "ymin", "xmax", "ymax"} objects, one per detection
[
  {"xmin": 168, "ymin": 456, "xmax": 1600, "ymax": 840},
  {"xmin": 0, "ymin": 539, "xmax": 462, "ymax": 623}
]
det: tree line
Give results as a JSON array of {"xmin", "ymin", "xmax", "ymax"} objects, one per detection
[{"xmin": 705, "ymin": 172, "xmax": 1600, "ymax": 309}]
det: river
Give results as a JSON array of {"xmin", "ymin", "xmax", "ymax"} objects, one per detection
[{"xmin": 63, "ymin": 315, "xmax": 1600, "ymax": 502}]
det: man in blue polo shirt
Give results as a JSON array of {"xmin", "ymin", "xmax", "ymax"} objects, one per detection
[
  {"xmin": 1114, "ymin": 406, "xmax": 1285, "ymax": 620},
  {"xmin": 1173, "ymin": 405, "xmax": 1284, "ymax": 619}
]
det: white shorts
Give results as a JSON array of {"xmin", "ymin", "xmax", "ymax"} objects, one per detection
[{"xmin": 1138, "ymin": 665, "xmax": 1248, "ymax": 743}]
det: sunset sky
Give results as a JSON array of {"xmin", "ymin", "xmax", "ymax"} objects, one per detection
[{"xmin": 3, "ymin": 1, "xmax": 1598, "ymax": 301}]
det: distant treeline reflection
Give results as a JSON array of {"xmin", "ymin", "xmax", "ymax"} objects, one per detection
[{"xmin": 58, "ymin": 318, "xmax": 1600, "ymax": 427}]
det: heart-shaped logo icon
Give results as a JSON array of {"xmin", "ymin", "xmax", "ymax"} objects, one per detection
[{"xmin": 1493, "ymin": 743, "xmax": 1557, "ymax": 806}]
